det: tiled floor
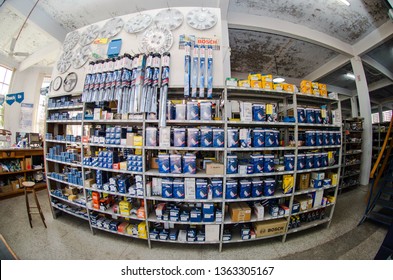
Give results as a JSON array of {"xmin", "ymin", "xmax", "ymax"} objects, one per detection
[{"xmin": 0, "ymin": 185, "xmax": 387, "ymax": 260}]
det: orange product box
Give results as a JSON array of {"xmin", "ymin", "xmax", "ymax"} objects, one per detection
[
  {"xmin": 312, "ymin": 89, "xmax": 320, "ymax": 96},
  {"xmin": 262, "ymin": 81, "xmax": 273, "ymax": 90},
  {"xmin": 250, "ymin": 80, "xmax": 262, "ymax": 88},
  {"xmin": 301, "ymin": 87, "xmax": 312, "ymax": 94},
  {"xmin": 118, "ymin": 222, "xmax": 130, "ymax": 233},
  {"xmin": 283, "ymin": 83, "xmax": 295, "ymax": 93},
  {"xmin": 92, "ymin": 191, "xmax": 100, "ymax": 202},
  {"xmin": 113, "ymin": 163, "xmax": 120, "ymax": 169},
  {"xmin": 273, "ymin": 84, "xmax": 283, "ymax": 91},
  {"xmin": 93, "ymin": 201, "xmax": 100, "ymax": 210},
  {"xmin": 137, "ymin": 206, "xmax": 146, "ymax": 219},
  {"xmin": 318, "ymin": 83, "xmax": 327, "ymax": 91},
  {"xmin": 300, "ymin": 80, "xmax": 312, "ymax": 89},
  {"xmin": 261, "ymin": 75, "xmax": 273, "ymax": 82},
  {"xmin": 311, "ymin": 82, "xmax": 319, "ymax": 89},
  {"xmin": 82, "ymin": 136, "xmax": 89, "ymax": 143},
  {"xmin": 320, "ymin": 89, "xmax": 328, "ymax": 97}
]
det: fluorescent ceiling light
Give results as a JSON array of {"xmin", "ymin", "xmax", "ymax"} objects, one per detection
[
  {"xmin": 273, "ymin": 77, "xmax": 285, "ymax": 83},
  {"xmin": 338, "ymin": 0, "xmax": 350, "ymax": 6},
  {"xmin": 346, "ymin": 72, "xmax": 355, "ymax": 80}
]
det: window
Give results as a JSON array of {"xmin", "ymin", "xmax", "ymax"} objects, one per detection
[
  {"xmin": 382, "ymin": 110, "xmax": 392, "ymax": 123},
  {"xmin": 37, "ymin": 77, "xmax": 51, "ymax": 136},
  {"xmin": 0, "ymin": 65, "xmax": 13, "ymax": 129},
  {"xmin": 372, "ymin": 112, "xmax": 380, "ymax": 124}
]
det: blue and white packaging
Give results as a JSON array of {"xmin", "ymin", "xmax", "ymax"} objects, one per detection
[
  {"xmin": 162, "ymin": 178, "xmax": 173, "ymax": 198},
  {"xmin": 315, "ymin": 109, "xmax": 322, "ymax": 124},
  {"xmin": 251, "ymin": 154, "xmax": 264, "ymax": 173},
  {"xmin": 265, "ymin": 130, "xmax": 275, "ymax": 147},
  {"xmin": 187, "ymin": 128, "xmax": 200, "ymax": 147},
  {"xmin": 305, "ymin": 131, "xmax": 316, "ymax": 146},
  {"xmin": 329, "ymin": 131, "xmax": 336, "ymax": 145},
  {"xmin": 175, "ymin": 104, "xmax": 186, "ymax": 120},
  {"xmin": 263, "ymin": 154, "xmax": 274, "ymax": 173},
  {"xmin": 227, "ymin": 128, "xmax": 239, "ymax": 148},
  {"xmin": 239, "ymin": 128, "xmax": 252, "ymax": 148},
  {"xmin": 182, "ymin": 154, "xmax": 196, "ymax": 174},
  {"xmin": 196, "ymin": 179, "xmax": 208, "ymax": 199},
  {"xmin": 311, "ymin": 178, "xmax": 323, "ymax": 189},
  {"xmin": 306, "ymin": 153, "xmax": 314, "ymax": 169},
  {"xmin": 211, "ymin": 179, "xmax": 223, "ymax": 198},
  {"xmin": 297, "ymin": 154, "xmax": 306, "ymax": 170},
  {"xmin": 284, "ymin": 154, "xmax": 295, "ymax": 171},
  {"xmin": 251, "ymin": 179, "xmax": 263, "ymax": 197},
  {"xmin": 187, "ymin": 102, "xmax": 199, "ymax": 120},
  {"xmin": 145, "ymin": 127, "xmax": 157, "ymax": 146},
  {"xmin": 158, "ymin": 154, "xmax": 170, "ymax": 173},
  {"xmin": 200, "ymin": 102, "xmax": 212, "ymax": 120},
  {"xmin": 252, "ymin": 129, "xmax": 265, "ymax": 147},
  {"xmin": 200, "ymin": 127, "xmax": 213, "ymax": 147},
  {"xmin": 316, "ymin": 131, "xmax": 323, "ymax": 146},
  {"xmin": 323, "ymin": 132, "xmax": 329, "ymax": 146},
  {"xmin": 336, "ymin": 132, "xmax": 341, "ymax": 145},
  {"xmin": 239, "ymin": 180, "xmax": 252, "ymax": 198},
  {"xmin": 313, "ymin": 153, "xmax": 322, "ymax": 168},
  {"xmin": 297, "ymin": 107, "xmax": 306, "ymax": 123},
  {"xmin": 226, "ymin": 154, "xmax": 238, "ymax": 174},
  {"xmin": 321, "ymin": 152, "xmax": 328, "ymax": 167},
  {"xmin": 264, "ymin": 179, "xmax": 276, "ymax": 196},
  {"xmin": 225, "ymin": 180, "xmax": 238, "ymax": 199},
  {"xmin": 173, "ymin": 128, "xmax": 186, "ymax": 147},
  {"xmin": 306, "ymin": 108, "xmax": 315, "ymax": 123},
  {"xmin": 170, "ymin": 154, "xmax": 182, "ymax": 174},
  {"xmin": 173, "ymin": 179, "xmax": 185, "ymax": 199},
  {"xmin": 213, "ymin": 128, "xmax": 225, "ymax": 147},
  {"xmin": 252, "ymin": 104, "xmax": 266, "ymax": 121},
  {"xmin": 273, "ymin": 130, "xmax": 280, "ymax": 147}
]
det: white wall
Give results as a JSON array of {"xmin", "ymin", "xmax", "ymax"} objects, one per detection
[{"xmin": 4, "ymin": 66, "xmax": 52, "ymax": 141}]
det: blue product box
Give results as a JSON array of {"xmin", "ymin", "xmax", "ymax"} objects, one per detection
[
  {"xmin": 305, "ymin": 131, "xmax": 316, "ymax": 146},
  {"xmin": 252, "ymin": 104, "xmax": 266, "ymax": 121},
  {"xmin": 162, "ymin": 178, "xmax": 173, "ymax": 198},
  {"xmin": 213, "ymin": 128, "xmax": 225, "ymax": 147},
  {"xmin": 107, "ymin": 39, "xmax": 122, "ymax": 57},
  {"xmin": 196, "ymin": 179, "xmax": 208, "ymax": 199},
  {"xmin": 329, "ymin": 132, "xmax": 336, "ymax": 145},
  {"xmin": 273, "ymin": 130, "xmax": 280, "ymax": 147},
  {"xmin": 227, "ymin": 129, "xmax": 239, "ymax": 148},
  {"xmin": 252, "ymin": 129, "xmax": 265, "ymax": 147},
  {"xmin": 240, "ymin": 129, "xmax": 252, "ymax": 148},
  {"xmin": 306, "ymin": 108, "xmax": 315, "ymax": 123},
  {"xmin": 158, "ymin": 154, "xmax": 170, "ymax": 173},
  {"xmin": 200, "ymin": 128, "xmax": 213, "ymax": 147},
  {"xmin": 203, "ymin": 203, "xmax": 214, "ymax": 214},
  {"xmin": 211, "ymin": 179, "xmax": 223, "ymax": 198},
  {"xmin": 225, "ymin": 180, "xmax": 238, "ymax": 199},
  {"xmin": 323, "ymin": 178, "xmax": 332, "ymax": 187},
  {"xmin": 336, "ymin": 132, "xmax": 341, "ymax": 145},
  {"xmin": 203, "ymin": 212, "xmax": 215, "ymax": 222},
  {"xmin": 226, "ymin": 154, "xmax": 238, "ymax": 174},
  {"xmin": 187, "ymin": 128, "xmax": 200, "ymax": 147},
  {"xmin": 284, "ymin": 154, "xmax": 295, "ymax": 171},
  {"xmin": 173, "ymin": 179, "xmax": 185, "ymax": 199},
  {"xmin": 314, "ymin": 153, "xmax": 322, "ymax": 168},
  {"xmin": 297, "ymin": 107, "xmax": 306, "ymax": 123},
  {"xmin": 187, "ymin": 102, "xmax": 199, "ymax": 120},
  {"xmin": 321, "ymin": 152, "xmax": 328, "ymax": 167},
  {"xmin": 316, "ymin": 131, "xmax": 323, "ymax": 146},
  {"xmin": 182, "ymin": 154, "xmax": 196, "ymax": 174},
  {"xmin": 169, "ymin": 229, "xmax": 178, "ymax": 241},
  {"xmin": 264, "ymin": 179, "xmax": 276, "ymax": 196},
  {"xmin": 170, "ymin": 154, "xmax": 182, "ymax": 174},
  {"xmin": 297, "ymin": 154, "xmax": 306, "ymax": 170},
  {"xmin": 180, "ymin": 211, "xmax": 190, "ymax": 222},
  {"xmin": 239, "ymin": 180, "xmax": 252, "ymax": 198},
  {"xmin": 306, "ymin": 154, "xmax": 314, "ymax": 169},
  {"xmin": 190, "ymin": 208, "xmax": 202, "ymax": 222},
  {"xmin": 263, "ymin": 155, "xmax": 274, "ymax": 173},
  {"xmin": 311, "ymin": 179, "xmax": 323, "ymax": 188},
  {"xmin": 265, "ymin": 130, "xmax": 275, "ymax": 147},
  {"xmin": 323, "ymin": 132, "xmax": 329, "ymax": 146},
  {"xmin": 252, "ymin": 179, "xmax": 263, "ymax": 197},
  {"xmin": 247, "ymin": 164, "xmax": 254, "ymax": 174},
  {"xmin": 145, "ymin": 127, "xmax": 157, "ymax": 146},
  {"xmin": 315, "ymin": 109, "xmax": 322, "ymax": 124},
  {"xmin": 175, "ymin": 104, "xmax": 186, "ymax": 120},
  {"xmin": 173, "ymin": 128, "xmax": 186, "ymax": 147},
  {"xmin": 251, "ymin": 154, "xmax": 264, "ymax": 173},
  {"xmin": 200, "ymin": 102, "xmax": 212, "ymax": 120}
]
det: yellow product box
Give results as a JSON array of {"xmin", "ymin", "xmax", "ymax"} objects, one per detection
[
  {"xmin": 311, "ymin": 82, "xmax": 319, "ymax": 89},
  {"xmin": 312, "ymin": 89, "xmax": 320, "ymax": 96},
  {"xmin": 119, "ymin": 200, "xmax": 131, "ymax": 215},
  {"xmin": 250, "ymin": 80, "xmax": 262, "ymax": 88},
  {"xmin": 273, "ymin": 84, "xmax": 283, "ymax": 91},
  {"xmin": 283, "ymin": 83, "xmax": 295, "ymax": 93},
  {"xmin": 262, "ymin": 81, "xmax": 273, "ymax": 90},
  {"xmin": 327, "ymin": 172, "xmax": 338, "ymax": 187},
  {"xmin": 261, "ymin": 74, "xmax": 273, "ymax": 82},
  {"xmin": 120, "ymin": 161, "xmax": 127, "ymax": 170},
  {"xmin": 301, "ymin": 87, "xmax": 313, "ymax": 94},
  {"xmin": 138, "ymin": 221, "xmax": 147, "ymax": 239},
  {"xmin": 84, "ymin": 178, "xmax": 96, "ymax": 188},
  {"xmin": 248, "ymin": 73, "xmax": 261, "ymax": 81},
  {"xmin": 318, "ymin": 83, "xmax": 327, "ymax": 91},
  {"xmin": 300, "ymin": 80, "xmax": 312, "ymax": 89},
  {"xmin": 126, "ymin": 224, "xmax": 137, "ymax": 236},
  {"xmin": 320, "ymin": 89, "xmax": 328, "ymax": 97},
  {"xmin": 326, "ymin": 195, "xmax": 336, "ymax": 203},
  {"xmin": 68, "ymin": 195, "xmax": 77, "ymax": 201},
  {"xmin": 238, "ymin": 79, "xmax": 250, "ymax": 87},
  {"xmin": 135, "ymin": 148, "xmax": 142, "ymax": 155},
  {"xmin": 133, "ymin": 136, "xmax": 143, "ymax": 146},
  {"xmin": 282, "ymin": 175, "xmax": 294, "ymax": 194}
]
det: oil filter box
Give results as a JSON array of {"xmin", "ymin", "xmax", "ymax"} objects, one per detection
[
  {"xmin": 226, "ymin": 154, "xmax": 238, "ymax": 174},
  {"xmin": 252, "ymin": 104, "xmax": 265, "ymax": 121},
  {"xmin": 187, "ymin": 102, "xmax": 199, "ymax": 120},
  {"xmin": 196, "ymin": 179, "xmax": 208, "ymax": 199},
  {"xmin": 297, "ymin": 154, "xmax": 306, "ymax": 170},
  {"xmin": 284, "ymin": 154, "xmax": 295, "ymax": 171},
  {"xmin": 145, "ymin": 127, "xmax": 157, "ymax": 146},
  {"xmin": 227, "ymin": 128, "xmax": 239, "ymax": 148},
  {"xmin": 200, "ymin": 102, "xmax": 212, "ymax": 120},
  {"xmin": 252, "ymin": 129, "xmax": 265, "ymax": 147},
  {"xmin": 226, "ymin": 180, "xmax": 238, "ymax": 199},
  {"xmin": 211, "ymin": 179, "xmax": 223, "ymax": 198},
  {"xmin": 182, "ymin": 154, "xmax": 196, "ymax": 174},
  {"xmin": 187, "ymin": 128, "xmax": 200, "ymax": 147},
  {"xmin": 173, "ymin": 179, "xmax": 185, "ymax": 199},
  {"xmin": 263, "ymin": 179, "xmax": 276, "ymax": 196},
  {"xmin": 200, "ymin": 127, "xmax": 213, "ymax": 147},
  {"xmin": 239, "ymin": 128, "xmax": 252, "ymax": 148},
  {"xmin": 158, "ymin": 154, "xmax": 170, "ymax": 173},
  {"xmin": 251, "ymin": 154, "xmax": 264, "ymax": 173},
  {"xmin": 265, "ymin": 130, "xmax": 275, "ymax": 147},
  {"xmin": 175, "ymin": 104, "xmax": 186, "ymax": 120},
  {"xmin": 162, "ymin": 178, "xmax": 173, "ymax": 198},
  {"xmin": 305, "ymin": 131, "xmax": 316, "ymax": 146},
  {"xmin": 263, "ymin": 154, "xmax": 275, "ymax": 173},
  {"xmin": 297, "ymin": 107, "xmax": 305, "ymax": 123},
  {"xmin": 253, "ymin": 218, "xmax": 287, "ymax": 237},
  {"xmin": 173, "ymin": 128, "xmax": 186, "ymax": 147},
  {"xmin": 306, "ymin": 153, "xmax": 314, "ymax": 169},
  {"xmin": 305, "ymin": 108, "xmax": 315, "ymax": 123},
  {"xmin": 170, "ymin": 154, "xmax": 182, "ymax": 174},
  {"xmin": 239, "ymin": 180, "xmax": 252, "ymax": 198},
  {"xmin": 213, "ymin": 128, "xmax": 225, "ymax": 147},
  {"xmin": 251, "ymin": 179, "xmax": 263, "ymax": 197}
]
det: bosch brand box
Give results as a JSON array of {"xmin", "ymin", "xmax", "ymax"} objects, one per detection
[{"xmin": 253, "ymin": 219, "xmax": 287, "ymax": 237}]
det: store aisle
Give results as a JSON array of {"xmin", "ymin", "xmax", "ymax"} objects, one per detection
[{"xmin": 0, "ymin": 185, "xmax": 386, "ymax": 260}]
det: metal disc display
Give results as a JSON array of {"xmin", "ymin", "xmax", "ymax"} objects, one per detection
[
  {"xmin": 63, "ymin": 72, "xmax": 78, "ymax": 92},
  {"xmin": 153, "ymin": 8, "xmax": 183, "ymax": 30},
  {"xmin": 141, "ymin": 26, "xmax": 173, "ymax": 53},
  {"xmin": 79, "ymin": 25, "xmax": 100, "ymax": 46},
  {"xmin": 100, "ymin": 18, "xmax": 124, "ymax": 38},
  {"xmin": 63, "ymin": 31, "xmax": 80, "ymax": 52},
  {"xmin": 125, "ymin": 14, "xmax": 152, "ymax": 34},
  {"xmin": 57, "ymin": 51, "xmax": 73, "ymax": 74},
  {"xmin": 186, "ymin": 8, "xmax": 217, "ymax": 30},
  {"xmin": 52, "ymin": 76, "xmax": 62, "ymax": 91},
  {"xmin": 72, "ymin": 46, "xmax": 91, "ymax": 69}
]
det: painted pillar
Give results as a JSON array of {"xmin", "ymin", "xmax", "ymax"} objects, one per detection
[{"xmin": 350, "ymin": 96, "xmax": 359, "ymax": 117}]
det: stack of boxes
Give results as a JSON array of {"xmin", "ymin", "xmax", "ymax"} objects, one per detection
[
  {"xmin": 157, "ymin": 154, "xmax": 197, "ymax": 174},
  {"xmin": 127, "ymin": 155, "xmax": 143, "ymax": 172},
  {"xmin": 300, "ymin": 80, "xmax": 328, "ymax": 97},
  {"xmin": 47, "ymin": 145, "xmax": 80, "ymax": 163}
]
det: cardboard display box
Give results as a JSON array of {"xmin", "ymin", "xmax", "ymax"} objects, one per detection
[
  {"xmin": 206, "ymin": 163, "xmax": 224, "ymax": 175},
  {"xmin": 229, "ymin": 202, "xmax": 251, "ymax": 222},
  {"xmin": 297, "ymin": 173, "xmax": 310, "ymax": 190},
  {"xmin": 253, "ymin": 218, "xmax": 287, "ymax": 237}
]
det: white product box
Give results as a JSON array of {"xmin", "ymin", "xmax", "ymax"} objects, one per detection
[
  {"xmin": 240, "ymin": 102, "xmax": 253, "ymax": 122},
  {"xmin": 159, "ymin": 127, "xmax": 171, "ymax": 147},
  {"xmin": 253, "ymin": 203, "xmax": 265, "ymax": 220},
  {"xmin": 205, "ymin": 225, "xmax": 220, "ymax": 242},
  {"xmin": 313, "ymin": 189, "xmax": 324, "ymax": 207},
  {"xmin": 311, "ymin": 172, "xmax": 325, "ymax": 180},
  {"xmin": 152, "ymin": 177, "xmax": 162, "ymax": 196},
  {"xmin": 185, "ymin": 178, "xmax": 196, "ymax": 199}
]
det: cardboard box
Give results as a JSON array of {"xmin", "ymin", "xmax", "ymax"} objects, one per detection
[
  {"xmin": 297, "ymin": 173, "xmax": 310, "ymax": 190},
  {"xmin": 84, "ymin": 178, "xmax": 95, "ymax": 188},
  {"xmin": 296, "ymin": 195, "xmax": 313, "ymax": 211},
  {"xmin": 311, "ymin": 172, "xmax": 325, "ymax": 180},
  {"xmin": 229, "ymin": 202, "xmax": 251, "ymax": 222},
  {"xmin": 253, "ymin": 218, "xmax": 287, "ymax": 237},
  {"xmin": 150, "ymin": 157, "xmax": 159, "ymax": 169},
  {"xmin": 0, "ymin": 184, "xmax": 13, "ymax": 193},
  {"xmin": 10, "ymin": 180, "xmax": 21, "ymax": 191},
  {"xmin": 65, "ymin": 187, "xmax": 78, "ymax": 195},
  {"xmin": 126, "ymin": 133, "xmax": 135, "ymax": 146},
  {"xmin": 25, "ymin": 157, "xmax": 32, "ymax": 170},
  {"xmin": 206, "ymin": 163, "xmax": 224, "ymax": 175}
]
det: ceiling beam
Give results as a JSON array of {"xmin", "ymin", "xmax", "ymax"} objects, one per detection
[
  {"xmin": 368, "ymin": 78, "xmax": 393, "ymax": 92},
  {"xmin": 5, "ymin": 0, "xmax": 68, "ymax": 43},
  {"xmin": 327, "ymin": 85, "xmax": 353, "ymax": 96},
  {"xmin": 353, "ymin": 20, "xmax": 393, "ymax": 56},
  {"xmin": 228, "ymin": 12, "xmax": 354, "ymax": 56},
  {"xmin": 362, "ymin": 55, "xmax": 393, "ymax": 81},
  {"xmin": 304, "ymin": 54, "xmax": 350, "ymax": 81},
  {"xmin": 0, "ymin": 53, "xmax": 20, "ymax": 69},
  {"xmin": 18, "ymin": 42, "xmax": 60, "ymax": 71}
]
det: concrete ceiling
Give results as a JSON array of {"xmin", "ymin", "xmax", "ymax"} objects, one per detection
[{"xmin": 0, "ymin": 0, "xmax": 392, "ymax": 112}]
